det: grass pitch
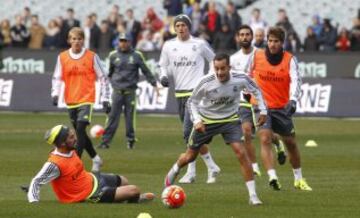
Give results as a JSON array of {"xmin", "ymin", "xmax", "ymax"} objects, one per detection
[{"xmin": 0, "ymin": 112, "xmax": 359, "ymax": 218}]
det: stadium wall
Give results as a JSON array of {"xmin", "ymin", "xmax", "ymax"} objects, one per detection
[{"xmin": 1, "ymin": 49, "xmax": 359, "ymax": 117}]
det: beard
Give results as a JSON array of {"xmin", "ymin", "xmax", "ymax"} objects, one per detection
[{"xmin": 239, "ymin": 41, "xmax": 251, "ymax": 49}]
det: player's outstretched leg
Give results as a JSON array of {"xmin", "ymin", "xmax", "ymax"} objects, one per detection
[{"xmin": 165, "ymin": 148, "xmax": 199, "ymax": 187}]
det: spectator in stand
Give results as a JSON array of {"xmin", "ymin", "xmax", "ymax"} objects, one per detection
[
  {"xmin": 125, "ymin": 9, "xmax": 142, "ymax": 47},
  {"xmin": 249, "ymin": 8, "xmax": 267, "ymax": 35},
  {"xmin": 202, "ymin": 1, "xmax": 222, "ymax": 44},
  {"xmin": 276, "ymin": 9, "xmax": 296, "ymax": 35},
  {"xmin": 44, "ymin": 19, "xmax": 60, "ymax": 50},
  {"xmin": 284, "ymin": 32, "xmax": 301, "ymax": 53},
  {"xmin": 253, "ymin": 28, "xmax": 266, "ymax": 48},
  {"xmin": 64, "ymin": 8, "xmax": 81, "ymax": 29},
  {"xmin": 136, "ymin": 30, "xmax": 156, "ymax": 52},
  {"xmin": 303, "ymin": 26, "xmax": 319, "ymax": 51},
  {"xmin": 112, "ymin": 23, "xmax": 126, "ymax": 48},
  {"xmin": 276, "ymin": 8, "xmax": 301, "ymax": 47},
  {"xmin": 55, "ymin": 16, "xmax": 68, "ymax": 48},
  {"xmin": 186, "ymin": 1, "xmax": 203, "ymax": 36},
  {"xmin": 223, "ymin": 1, "xmax": 242, "ymax": 36},
  {"xmin": 98, "ymin": 20, "xmax": 113, "ymax": 51},
  {"xmin": 28, "ymin": 15, "xmax": 46, "ymax": 49},
  {"xmin": 10, "ymin": 15, "xmax": 30, "ymax": 48},
  {"xmin": 0, "ymin": 19, "xmax": 12, "ymax": 47},
  {"xmin": 336, "ymin": 27, "xmax": 351, "ymax": 51},
  {"xmin": 108, "ymin": 5, "xmax": 121, "ymax": 31},
  {"xmin": 90, "ymin": 13, "xmax": 101, "ymax": 50},
  {"xmin": 143, "ymin": 8, "xmax": 164, "ymax": 33},
  {"xmin": 350, "ymin": 17, "xmax": 360, "ymax": 51},
  {"xmin": 319, "ymin": 18, "xmax": 337, "ymax": 52},
  {"xmin": 162, "ymin": 26, "xmax": 175, "ymax": 42},
  {"xmin": 59, "ymin": 8, "xmax": 81, "ymax": 48},
  {"xmin": 310, "ymin": 15, "xmax": 323, "ymax": 40},
  {"xmin": 163, "ymin": 0, "xmax": 183, "ymax": 32},
  {"xmin": 84, "ymin": 15, "xmax": 100, "ymax": 50},
  {"xmin": 213, "ymin": 23, "xmax": 236, "ymax": 52},
  {"xmin": 198, "ymin": 23, "xmax": 211, "ymax": 43},
  {"xmin": 21, "ymin": 7, "xmax": 32, "ymax": 28}
]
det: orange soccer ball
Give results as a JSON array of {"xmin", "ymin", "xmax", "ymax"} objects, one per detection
[{"xmin": 161, "ymin": 185, "xmax": 186, "ymax": 208}]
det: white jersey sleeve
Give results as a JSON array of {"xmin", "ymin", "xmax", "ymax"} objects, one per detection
[
  {"xmin": 236, "ymin": 74, "xmax": 267, "ymax": 115},
  {"xmin": 158, "ymin": 42, "xmax": 170, "ymax": 79},
  {"xmin": 28, "ymin": 162, "xmax": 60, "ymax": 203},
  {"xmin": 289, "ymin": 56, "xmax": 302, "ymax": 102},
  {"xmin": 188, "ymin": 77, "xmax": 208, "ymax": 124},
  {"xmin": 51, "ymin": 56, "xmax": 62, "ymax": 97},
  {"xmin": 93, "ymin": 54, "xmax": 110, "ymax": 102}
]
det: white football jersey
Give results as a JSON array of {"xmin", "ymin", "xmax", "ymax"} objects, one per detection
[
  {"xmin": 159, "ymin": 36, "xmax": 215, "ymax": 91},
  {"xmin": 188, "ymin": 72, "xmax": 267, "ymax": 124},
  {"xmin": 230, "ymin": 46, "xmax": 257, "ymax": 75}
]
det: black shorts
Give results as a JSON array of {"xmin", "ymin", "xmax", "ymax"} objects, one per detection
[
  {"xmin": 88, "ymin": 173, "xmax": 122, "ymax": 203},
  {"xmin": 188, "ymin": 121, "xmax": 243, "ymax": 150},
  {"xmin": 259, "ymin": 108, "xmax": 295, "ymax": 136},
  {"xmin": 68, "ymin": 104, "xmax": 93, "ymax": 125}
]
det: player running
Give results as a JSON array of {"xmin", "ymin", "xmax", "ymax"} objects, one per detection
[
  {"xmin": 159, "ymin": 14, "xmax": 220, "ymax": 184},
  {"xmin": 164, "ymin": 53, "xmax": 267, "ymax": 205},
  {"xmin": 51, "ymin": 27, "xmax": 110, "ymax": 172}
]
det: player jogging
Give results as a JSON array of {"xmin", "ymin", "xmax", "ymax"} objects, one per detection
[
  {"xmin": 251, "ymin": 26, "xmax": 312, "ymax": 191},
  {"xmin": 230, "ymin": 25, "xmax": 286, "ymax": 177}
]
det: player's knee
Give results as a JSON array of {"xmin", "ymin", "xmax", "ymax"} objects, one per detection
[
  {"xmin": 233, "ymin": 145, "xmax": 247, "ymax": 160},
  {"xmin": 259, "ymin": 134, "xmax": 271, "ymax": 145},
  {"xmin": 119, "ymin": 175, "xmax": 128, "ymax": 186}
]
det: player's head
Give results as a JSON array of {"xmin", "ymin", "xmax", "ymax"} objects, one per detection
[
  {"xmin": 44, "ymin": 125, "xmax": 77, "ymax": 150},
  {"xmin": 254, "ymin": 28, "xmax": 265, "ymax": 45},
  {"xmin": 267, "ymin": 26, "xmax": 285, "ymax": 54},
  {"xmin": 68, "ymin": 27, "xmax": 84, "ymax": 52},
  {"xmin": 118, "ymin": 32, "xmax": 132, "ymax": 51},
  {"xmin": 237, "ymin": 25, "xmax": 253, "ymax": 49},
  {"xmin": 213, "ymin": 53, "xmax": 231, "ymax": 83},
  {"xmin": 174, "ymin": 14, "xmax": 191, "ymax": 41}
]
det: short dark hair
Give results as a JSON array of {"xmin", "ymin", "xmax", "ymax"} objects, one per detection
[
  {"xmin": 67, "ymin": 8, "xmax": 74, "ymax": 13},
  {"xmin": 237, "ymin": 24, "xmax": 253, "ymax": 36},
  {"xmin": 267, "ymin": 26, "xmax": 285, "ymax": 42},
  {"xmin": 214, "ymin": 53, "xmax": 230, "ymax": 65}
]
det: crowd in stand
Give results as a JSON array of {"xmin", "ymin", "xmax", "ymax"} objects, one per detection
[{"xmin": 0, "ymin": 1, "xmax": 359, "ymax": 53}]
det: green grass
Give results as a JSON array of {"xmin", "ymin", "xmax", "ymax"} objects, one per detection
[{"xmin": 0, "ymin": 112, "xmax": 359, "ymax": 218}]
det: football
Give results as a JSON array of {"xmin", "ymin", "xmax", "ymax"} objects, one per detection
[
  {"xmin": 89, "ymin": 124, "xmax": 105, "ymax": 139},
  {"xmin": 161, "ymin": 185, "xmax": 186, "ymax": 208}
]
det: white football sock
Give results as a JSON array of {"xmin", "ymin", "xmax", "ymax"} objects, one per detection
[
  {"xmin": 245, "ymin": 180, "xmax": 257, "ymax": 197},
  {"xmin": 267, "ymin": 169, "xmax": 278, "ymax": 180},
  {"xmin": 293, "ymin": 168, "xmax": 303, "ymax": 181},
  {"xmin": 201, "ymin": 152, "xmax": 219, "ymax": 171},
  {"xmin": 252, "ymin": 163, "xmax": 260, "ymax": 172},
  {"xmin": 185, "ymin": 160, "xmax": 196, "ymax": 175},
  {"xmin": 172, "ymin": 163, "xmax": 180, "ymax": 174},
  {"xmin": 92, "ymin": 155, "xmax": 102, "ymax": 162}
]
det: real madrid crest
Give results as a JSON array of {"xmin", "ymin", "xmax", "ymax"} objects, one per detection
[{"xmin": 233, "ymin": 86, "xmax": 238, "ymax": 92}]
